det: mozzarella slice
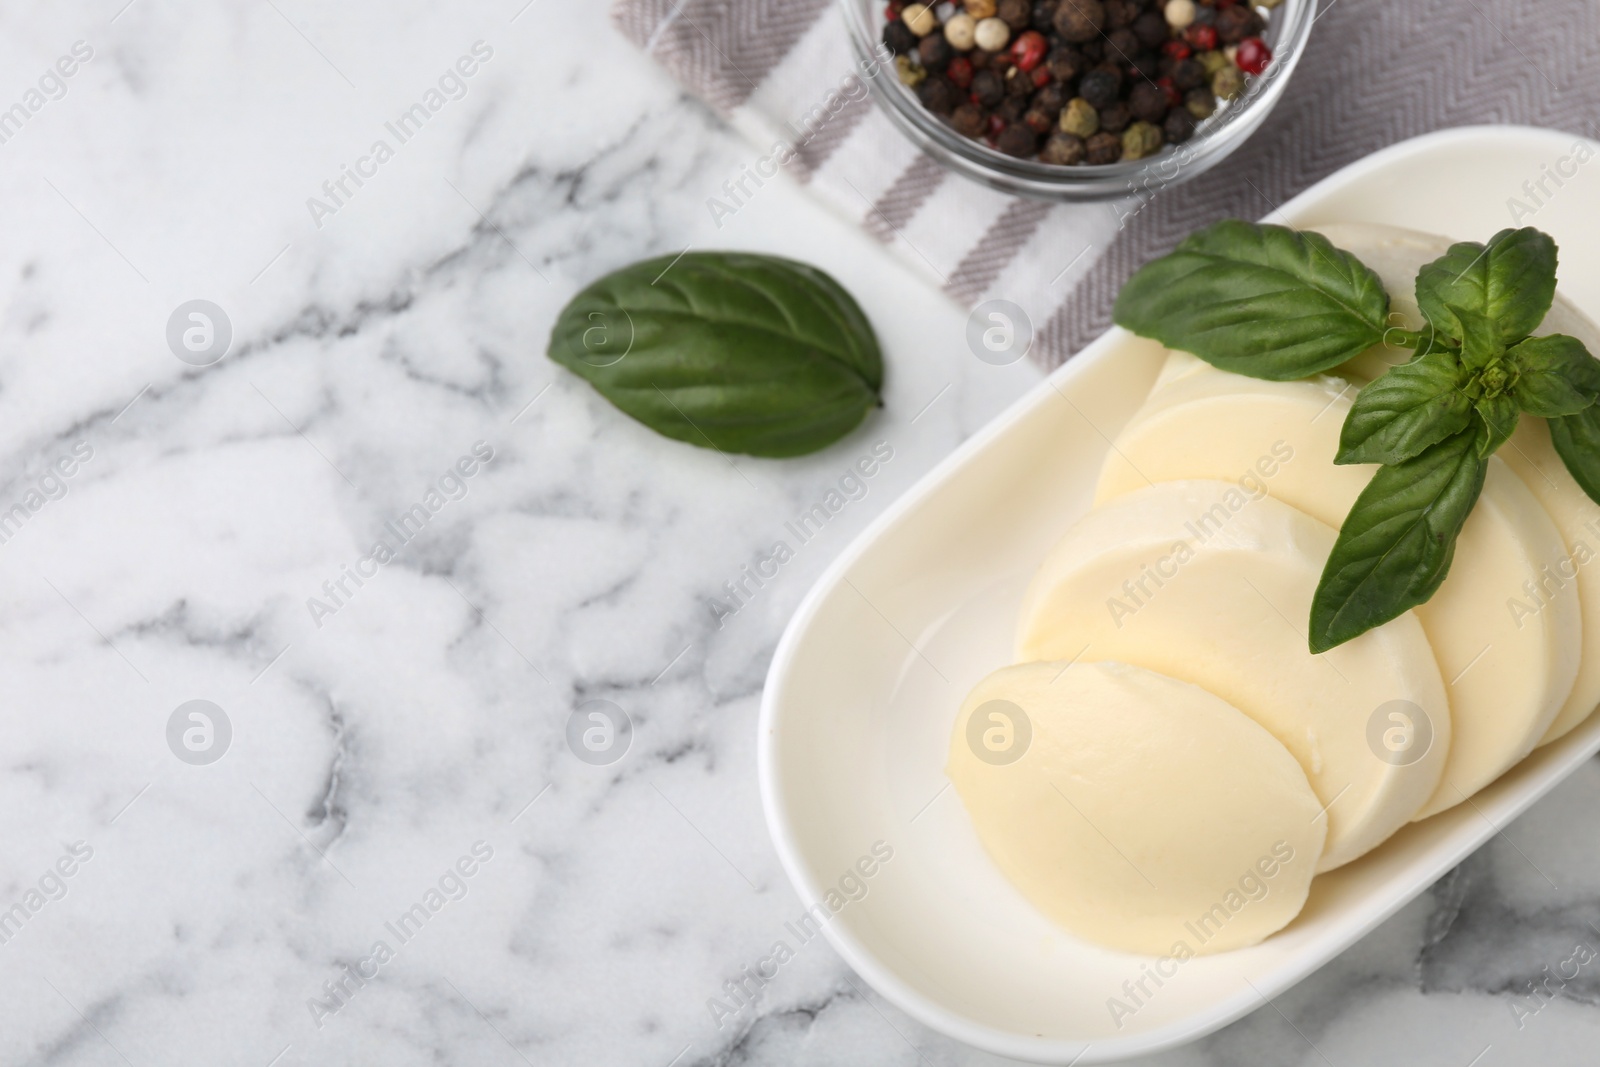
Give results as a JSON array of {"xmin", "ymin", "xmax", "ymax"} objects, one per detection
[
  {"xmin": 947, "ymin": 660, "xmax": 1325, "ymax": 955},
  {"xmin": 1016, "ymin": 481, "xmax": 1448, "ymax": 870},
  {"xmin": 1098, "ymin": 362, "xmax": 1580, "ymax": 818},
  {"xmin": 1314, "ymin": 222, "xmax": 1600, "ymax": 746}
]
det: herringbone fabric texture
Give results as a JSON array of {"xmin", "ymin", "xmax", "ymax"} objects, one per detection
[{"xmin": 615, "ymin": 0, "xmax": 1600, "ymax": 368}]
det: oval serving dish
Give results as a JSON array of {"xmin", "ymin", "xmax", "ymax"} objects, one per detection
[{"xmin": 759, "ymin": 125, "xmax": 1600, "ymax": 1062}]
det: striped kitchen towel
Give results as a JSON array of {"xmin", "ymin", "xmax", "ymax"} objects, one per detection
[{"xmin": 613, "ymin": 0, "xmax": 1600, "ymax": 368}]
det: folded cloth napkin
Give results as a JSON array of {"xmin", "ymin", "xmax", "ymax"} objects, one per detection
[{"xmin": 614, "ymin": 0, "xmax": 1600, "ymax": 369}]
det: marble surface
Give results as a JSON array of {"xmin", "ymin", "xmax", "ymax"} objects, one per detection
[{"xmin": 3, "ymin": 1, "xmax": 1599, "ymax": 1065}]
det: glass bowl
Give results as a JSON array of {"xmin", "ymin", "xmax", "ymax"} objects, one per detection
[{"xmin": 839, "ymin": 0, "xmax": 1315, "ymax": 201}]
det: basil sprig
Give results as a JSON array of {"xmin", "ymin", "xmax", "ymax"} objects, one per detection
[
  {"xmin": 548, "ymin": 252, "xmax": 883, "ymax": 458},
  {"xmin": 1115, "ymin": 222, "xmax": 1600, "ymax": 652}
]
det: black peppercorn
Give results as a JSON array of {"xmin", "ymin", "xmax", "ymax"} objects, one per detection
[
  {"xmin": 1184, "ymin": 85, "xmax": 1216, "ymax": 118},
  {"xmin": 1172, "ymin": 57, "xmax": 1205, "ymax": 91},
  {"xmin": 998, "ymin": 0, "xmax": 1032, "ymax": 29},
  {"xmin": 1077, "ymin": 67, "xmax": 1120, "ymax": 109},
  {"xmin": 996, "ymin": 123, "xmax": 1040, "ymax": 157},
  {"xmin": 1078, "ymin": 37, "xmax": 1105, "ymax": 62},
  {"xmin": 970, "ymin": 47, "xmax": 993, "ymax": 69},
  {"xmin": 1132, "ymin": 10, "xmax": 1168, "ymax": 48},
  {"xmin": 1216, "ymin": 5, "xmax": 1262, "ymax": 44},
  {"xmin": 1006, "ymin": 68, "xmax": 1034, "ymax": 95},
  {"xmin": 1053, "ymin": 0, "xmax": 1106, "ymax": 43},
  {"xmin": 918, "ymin": 33, "xmax": 954, "ymax": 70},
  {"xmin": 917, "ymin": 75, "xmax": 961, "ymax": 115},
  {"xmin": 1105, "ymin": 28, "xmax": 1140, "ymax": 61},
  {"xmin": 1023, "ymin": 107, "xmax": 1056, "ymax": 134},
  {"xmin": 1085, "ymin": 129, "xmax": 1122, "ymax": 163},
  {"xmin": 884, "ymin": 20, "xmax": 919, "ymax": 56},
  {"xmin": 1040, "ymin": 131, "xmax": 1087, "ymax": 164},
  {"xmin": 1129, "ymin": 50, "xmax": 1162, "ymax": 80},
  {"xmin": 1098, "ymin": 98, "xmax": 1132, "ymax": 132},
  {"xmin": 1163, "ymin": 107, "xmax": 1195, "ymax": 143},
  {"xmin": 1046, "ymin": 45, "xmax": 1086, "ymax": 82},
  {"xmin": 1032, "ymin": 82, "xmax": 1068, "ymax": 115},
  {"xmin": 996, "ymin": 95, "xmax": 1030, "ymax": 122},
  {"xmin": 1128, "ymin": 80, "xmax": 1167, "ymax": 122},
  {"xmin": 1030, "ymin": 0, "xmax": 1059, "ymax": 29},
  {"xmin": 952, "ymin": 101, "xmax": 987, "ymax": 136},
  {"xmin": 971, "ymin": 68, "xmax": 1006, "ymax": 106},
  {"xmin": 1104, "ymin": 0, "xmax": 1141, "ymax": 29}
]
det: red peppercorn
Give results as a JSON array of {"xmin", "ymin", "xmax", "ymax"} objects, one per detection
[
  {"xmin": 1031, "ymin": 66, "xmax": 1053, "ymax": 87},
  {"xmin": 987, "ymin": 114, "xmax": 1008, "ymax": 137},
  {"xmin": 1215, "ymin": 0, "xmax": 1236, "ymax": 7},
  {"xmin": 947, "ymin": 56, "xmax": 975, "ymax": 88},
  {"xmin": 1155, "ymin": 75, "xmax": 1181, "ymax": 107},
  {"xmin": 1185, "ymin": 24, "xmax": 1218, "ymax": 50},
  {"xmin": 1161, "ymin": 40, "xmax": 1191, "ymax": 60},
  {"xmin": 1235, "ymin": 36, "xmax": 1272, "ymax": 74},
  {"xmin": 884, "ymin": 1, "xmax": 902, "ymax": 18},
  {"xmin": 1010, "ymin": 30, "xmax": 1048, "ymax": 72}
]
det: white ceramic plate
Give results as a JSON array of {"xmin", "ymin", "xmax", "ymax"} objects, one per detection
[{"xmin": 758, "ymin": 126, "xmax": 1600, "ymax": 1063}]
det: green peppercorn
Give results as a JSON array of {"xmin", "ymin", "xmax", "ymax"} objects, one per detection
[
  {"xmin": 1121, "ymin": 119, "xmax": 1162, "ymax": 159},
  {"xmin": 1085, "ymin": 130, "xmax": 1121, "ymax": 163},
  {"xmin": 1184, "ymin": 86, "xmax": 1216, "ymax": 118},
  {"xmin": 896, "ymin": 55, "xmax": 927, "ymax": 86},
  {"xmin": 1198, "ymin": 49, "xmax": 1228, "ymax": 75},
  {"xmin": 1040, "ymin": 131, "xmax": 1087, "ymax": 164},
  {"xmin": 1211, "ymin": 65, "xmax": 1244, "ymax": 100},
  {"xmin": 1060, "ymin": 96, "xmax": 1099, "ymax": 136}
]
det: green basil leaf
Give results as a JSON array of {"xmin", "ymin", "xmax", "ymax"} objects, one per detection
[
  {"xmin": 1112, "ymin": 220, "xmax": 1390, "ymax": 381},
  {"xmin": 1549, "ymin": 405, "xmax": 1600, "ymax": 507},
  {"xmin": 1473, "ymin": 394, "xmax": 1519, "ymax": 456},
  {"xmin": 1309, "ymin": 429, "xmax": 1488, "ymax": 653},
  {"xmin": 1415, "ymin": 228, "xmax": 1557, "ymax": 344},
  {"xmin": 1509, "ymin": 334, "xmax": 1600, "ymax": 417},
  {"xmin": 548, "ymin": 252, "xmax": 883, "ymax": 458},
  {"xmin": 1452, "ymin": 305, "xmax": 1505, "ymax": 371},
  {"xmin": 1336, "ymin": 349, "xmax": 1470, "ymax": 466}
]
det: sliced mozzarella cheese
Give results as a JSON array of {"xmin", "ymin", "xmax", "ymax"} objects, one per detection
[
  {"xmin": 1314, "ymin": 222, "xmax": 1600, "ymax": 746},
  {"xmin": 1097, "ymin": 359, "xmax": 1581, "ymax": 819},
  {"xmin": 947, "ymin": 660, "xmax": 1325, "ymax": 955},
  {"xmin": 1016, "ymin": 481, "xmax": 1448, "ymax": 870}
]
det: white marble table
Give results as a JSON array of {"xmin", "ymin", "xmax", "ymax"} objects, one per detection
[{"xmin": 2, "ymin": 1, "xmax": 1597, "ymax": 1064}]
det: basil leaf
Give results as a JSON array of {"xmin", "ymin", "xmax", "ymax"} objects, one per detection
[
  {"xmin": 1309, "ymin": 429, "xmax": 1488, "ymax": 653},
  {"xmin": 1452, "ymin": 305, "xmax": 1504, "ymax": 371},
  {"xmin": 1415, "ymin": 228, "xmax": 1557, "ymax": 344},
  {"xmin": 1336, "ymin": 349, "xmax": 1470, "ymax": 466},
  {"xmin": 1549, "ymin": 405, "xmax": 1600, "ymax": 507},
  {"xmin": 548, "ymin": 252, "xmax": 883, "ymax": 458},
  {"xmin": 1112, "ymin": 221, "xmax": 1390, "ymax": 381},
  {"xmin": 1510, "ymin": 334, "xmax": 1600, "ymax": 417},
  {"xmin": 1474, "ymin": 394, "xmax": 1519, "ymax": 456}
]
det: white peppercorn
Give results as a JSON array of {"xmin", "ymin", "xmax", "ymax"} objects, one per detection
[
  {"xmin": 902, "ymin": 3, "xmax": 938, "ymax": 36},
  {"xmin": 1163, "ymin": 0, "xmax": 1195, "ymax": 29},
  {"xmin": 944, "ymin": 12, "xmax": 978, "ymax": 49},
  {"xmin": 973, "ymin": 16, "xmax": 1011, "ymax": 51}
]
